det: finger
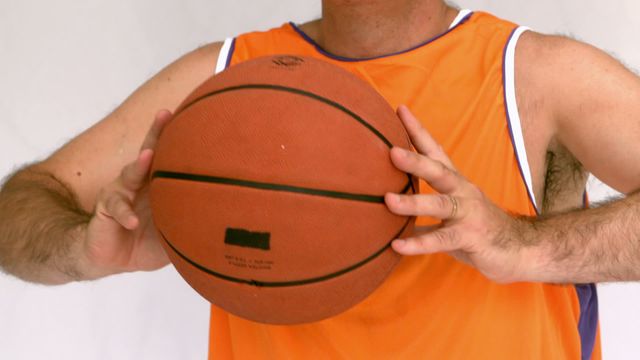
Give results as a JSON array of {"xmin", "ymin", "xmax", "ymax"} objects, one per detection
[
  {"xmin": 392, "ymin": 228, "xmax": 462, "ymax": 255},
  {"xmin": 385, "ymin": 193, "xmax": 459, "ymax": 220},
  {"xmin": 103, "ymin": 192, "xmax": 139, "ymax": 230},
  {"xmin": 140, "ymin": 110, "xmax": 173, "ymax": 151},
  {"xmin": 397, "ymin": 105, "xmax": 455, "ymax": 169},
  {"xmin": 390, "ymin": 147, "xmax": 461, "ymax": 194},
  {"xmin": 120, "ymin": 149, "xmax": 154, "ymax": 191}
]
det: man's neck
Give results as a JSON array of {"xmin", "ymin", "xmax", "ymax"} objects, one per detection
[{"xmin": 299, "ymin": 1, "xmax": 457, "ymax": 59}]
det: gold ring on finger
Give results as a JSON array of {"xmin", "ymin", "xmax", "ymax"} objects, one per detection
[{"xmin": 448, "ymin": 195, "xmax": 458, "ymax": 220}]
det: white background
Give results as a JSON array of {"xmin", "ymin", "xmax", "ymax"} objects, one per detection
[{"xmin": 0, "ymin": 1, "xmax": 638, "ymax": 359}]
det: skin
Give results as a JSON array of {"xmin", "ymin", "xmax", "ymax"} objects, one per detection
[
  {"xmin": 385, "ymin": 33, "xmax": 640, "ymax": 283},
  {"xmin": 0, "ymin": 0, "xmax": 639, "ymax": 286},
  {"xmin": 0, "ymin": 44, "xmax": 223, "ymax": 283}
]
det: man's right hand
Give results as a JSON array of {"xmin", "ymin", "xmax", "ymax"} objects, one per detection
[
  {"xmin": 81, "ymin": 110, "xmax": 172, "ymax": 279},
  {"xmin": 0, "ymin": 42, "xmax": 221, "ymax": 284}
]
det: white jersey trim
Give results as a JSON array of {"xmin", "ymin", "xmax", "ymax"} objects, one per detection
[
  {"xmin": 504, "ymin": 26, "xmax": 538, "ymax": 213},
  {"xmin": 449, "ymin": 9, "xmax": 472, "ymax": 30},
  {"xmin": 215, "ymin": 37, "xmax": 235, "ymax": 74}
]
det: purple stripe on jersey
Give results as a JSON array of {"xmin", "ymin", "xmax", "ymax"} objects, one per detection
[
  {"xmin": 225, "ymin": 38, "xmax": 236, "ymax": 69},
  {"xmin": 501, "ymin": 26, "xmax": 539, "ymax": 215},
  {"xmin": 288, "ymin": 12, "xmax": 473, "ymax": 62},
  {"xmin": 576, "ymin": 283, "xmax": 599, "ymax": 360},
  {"xmin": 576, "ymin": 196, "xmax": 598, "ymax": 360}
]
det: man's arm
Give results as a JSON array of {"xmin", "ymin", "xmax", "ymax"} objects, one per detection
[
  {"xmin": 0, "ymin": 42, "xmax": 222, "ymax": 284},
  {"xmin": 520, "ymin": 32, "xmax": 640, "ymax": 283},
  {"xmin": 385, "ymin": 33, "xmax": 640, "ymax": 284},
  {"xmin": 532, "ymin": 33, "xmax": 640, "ymax": 194}
]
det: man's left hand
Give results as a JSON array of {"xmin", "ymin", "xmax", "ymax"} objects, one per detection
[{"xmin": 385, "ymin": 105, "xmax": 539, "ymax": 284}]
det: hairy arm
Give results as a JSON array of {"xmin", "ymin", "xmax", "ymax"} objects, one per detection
[
  {"xmin": 0, "ymin": 170, "xmax": 91, "ymax": 283},
  {"xmin": 0, "ymin": 43, "xmax": 222, "ymax": 284},
  {"xmin": 521, "ymin": 33, "xmax": 640, "ymax": 283},
  {"xmin": 528, "ymin": 192, "xmax": 640, "ymax": 283}
]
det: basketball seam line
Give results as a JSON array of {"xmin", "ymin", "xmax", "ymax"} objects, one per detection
[
  {"xmin": 152, "ymin": 170, "xmax": 412, "ymax": 204},
  {"xmin": 168, "ymin": 82, "xmax": 416, "ymax": 196},
  {"xmin": 173, "ymin": 83, "xmax": 394, "ymax": 148},
  {"xmin": 159, "ymin": 216, "xmax": 412, "ymax": 288}
]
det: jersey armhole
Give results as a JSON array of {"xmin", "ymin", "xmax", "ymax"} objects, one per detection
[
  {"xmin": 215, "ymin": 37, "xmax": 236, "ymax": 74},
  {"xmin": 503, "ymin": 25, "xmax": 539, "ymax": 214}
]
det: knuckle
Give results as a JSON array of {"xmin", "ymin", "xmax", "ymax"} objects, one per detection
[
  {"xmin": 466, "ymin": 197, "xmax": 481, "ymax": 212},
  {"xmin": 433, "ymin": 160, "xmax": 451, "ymax": 179},
  {"xmin": 106, "ymin": 191, "xmax": 130, "ymax": 213},
  {"xmin": 121, "ymin": 162, "xmax": 136, "ymax": 180},
  {"xmin": 396, "ymin": 194, "xmax": 416, "ymax": 209},
  {"xmin": 434, "ymin": 229, "xmax": 459, "ymax": 248},
  {"xmin": 399, "ymin": 195, "xmax": 420, "ymax": 214},
  {"xmin": 432, "ymin": 161, "xmax": 444, "ymax": 177},
  {"xmin": 466, "ymin": 183, "xmax": 484, "ymax": 199},
  {"xmin": 406, "ymin": 150, "xmax": 421, "ymax": 165},
  {"xmin": 104, "ymin": 193, "xmax": 121, "ymax": 211},
  {"xmin": 466, "ymin": 196, "xmax": 488, "ymax": 217},
  {"xmin": 414, "ymin": 236, "xmax": 432, "ymax": 251},
  {"xmin": 406, "ymin": 195, "xmax": 421, "ymax": 210},
  {"xmin": 115, "ymin": 196, "xmax": 129, "ymax": 211},
  {"xmin": 435, "ymin": 194, "xmax": 450, "ymax": 211}
]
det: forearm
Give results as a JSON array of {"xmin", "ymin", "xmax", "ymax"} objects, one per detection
[
  {"xmin": 526, "ymin": 190, "xmax": 640, "ymax": 283},
  {"xmin": 0, "ymin": 167, "xmax": 91, "ymax": 284}
]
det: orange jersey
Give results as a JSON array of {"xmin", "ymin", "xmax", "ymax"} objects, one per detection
[{"xmin": 208, "ymin": 10, "xmax": 601, "ymax": 360}]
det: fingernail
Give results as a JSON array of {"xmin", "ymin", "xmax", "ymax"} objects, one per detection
[
  {"xmin": 385, "ymin": 193, "xmax": 399, "ymax": 202},
  {"xmin": 127, "ymin": 215, "xmax": 139, "ymax": 230},
  {"xmin": 393, "ymin": 239, "xmax": 406, "ymax": 248},
  {"xmin": 139, "ymin": 149, "xmax": 152, "ymax": 160},
  {"xmin": 392, "ymin": 147, "xmax": 408, "ymax": 157}
]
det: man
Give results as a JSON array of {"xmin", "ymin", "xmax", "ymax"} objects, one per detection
[{"xmin": 1, "ymin": 0, "xmax": 639, "ymax": 359}]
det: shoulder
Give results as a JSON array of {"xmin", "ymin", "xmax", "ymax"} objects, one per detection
[
  {"xmin": 515, "ymin": 30, "xmax": 640, "ymax": 193},
  {"xmin": 515, "ymin": 30, "xmax": 633, "ymax": 113},
  {"xmin": 513, "ymin": 29, "xmax": 633, "ymax": 140},
  {"xmin": 170, "ymin": 41, "xmax": 225, "ymax": 76}
]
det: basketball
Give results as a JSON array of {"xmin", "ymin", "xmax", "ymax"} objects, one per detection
[{"xmin": 149, "ymin": 55, "xmax": 416, "ymax": 324}]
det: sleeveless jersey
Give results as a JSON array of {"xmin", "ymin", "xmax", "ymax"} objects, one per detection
[{"xmin": 208, "ymin": 10, "xmax": 601, "ymax": 360}]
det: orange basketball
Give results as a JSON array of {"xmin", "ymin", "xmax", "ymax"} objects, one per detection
[{"xmin": 149, "ymin": 55, "xmax": 416, "ymax": 324}]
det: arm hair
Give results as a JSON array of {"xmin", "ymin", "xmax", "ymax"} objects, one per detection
[{"xmin": 0, "ymin": 167, "xmax": 91, "ymax": 284}]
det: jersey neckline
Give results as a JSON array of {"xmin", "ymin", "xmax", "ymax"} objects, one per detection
[{"xmin": 287, "ymin": 9, "xmax": 474, "ymax": 63}]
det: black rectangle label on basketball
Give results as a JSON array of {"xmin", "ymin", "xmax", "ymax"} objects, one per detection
[{"xmin": 224, "ymin": 228, "xmax": 271, "ymax": 251}]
